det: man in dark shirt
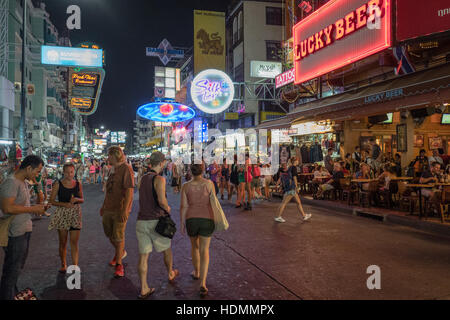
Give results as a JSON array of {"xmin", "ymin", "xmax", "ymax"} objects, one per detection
[
  {"xmin": 419, "ymin": 162, "xmax": 442, "ymax": 199},
  {"xmin": 370, "ymin": 138, "xmax": 382, "ymax": 172},
  {"xmin": 325, "ymin": 148, "xmax": 334, "ymax": 173},
  {"xmin": 316, "ymin": 163, "xmax": 344, "ymax": 199}
]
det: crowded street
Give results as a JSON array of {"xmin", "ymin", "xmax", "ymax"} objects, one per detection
[{"xmin": 1, "ymin": 182, "xmax": 448, "ymax": 300}]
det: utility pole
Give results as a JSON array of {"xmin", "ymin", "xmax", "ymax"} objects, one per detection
[{"xmin": 19, "ymin": 0, "xmax": 27, "ymax": 149}]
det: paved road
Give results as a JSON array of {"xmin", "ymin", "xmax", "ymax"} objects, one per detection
[{"xmin": 1, "ymin": 183, "xmax": 450, "ymax": 300}]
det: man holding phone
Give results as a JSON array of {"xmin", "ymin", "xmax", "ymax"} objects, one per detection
[{"xmin": 0, "ymin": 155, "xmax": 48, "ymax": 300}]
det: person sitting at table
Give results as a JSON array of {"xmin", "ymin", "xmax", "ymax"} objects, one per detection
[
  {"xmin": 394, "ymin": 153, "xmax": 402, "ymax": 177},
  {"xmin": 376, "ymin": 165, "xmax": 397, "ymax": 207},
  {"xmin": 340, "ymin": 161, "xmax": 350, "ymax": 176},
  {"xmin": 354, "ymin": 163, "xmax": 371, "ymax": 191},
  {"xmin": 413, "ymin": 149, "xmax": 429, "ymax": 178},
  {"xmin": 316, "ymin": 163, "xmax": 344, "ymax": 200},
  {"xmin": 419, "ymin": 162, "xmax": 442, "ymax": 200}
]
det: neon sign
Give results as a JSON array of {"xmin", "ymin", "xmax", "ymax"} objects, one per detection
[
  {"xmin": 293, "ymin": 0, "xmax": 391, "ymax": 85},
  {"xmin": 191, "ymin": 69, "xmax": 235, "ymax": 114},
  {"xmin": 72, "ymin": 73, "xmax": 98, "ymax": 86},
  {"xmin": 137, "ymin": 102, "xmax": 195, "ymax": 122},
  {"xmin": 71, "ymin": 97, "xmax": 93, "ymax": 108}
]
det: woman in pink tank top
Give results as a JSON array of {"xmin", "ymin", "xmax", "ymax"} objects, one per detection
[{"xmin": 180, "ymin": 164, "xmax": 215, "ymax": 297}]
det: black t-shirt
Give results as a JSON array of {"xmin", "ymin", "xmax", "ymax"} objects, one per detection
[
  {"xmin": 372, "ymin": 144, "xmax": 381, "ymax": 160},
  {"xmin": 332, "ymin": 171, "xmax": 345, "ymax": 189},
  {"xmin": 421, "ymin": 170, "xmax": 438, "ymax": 182}
]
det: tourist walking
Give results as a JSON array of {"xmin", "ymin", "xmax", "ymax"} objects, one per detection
[
  {"xmin": 219, "ymin": 159, "xmax": 231, "ymax": 200},
  {"xmin": 0, "ymin": 155, "xmax": 48, "ymax": 300},
  {"xmin": 180, "ymin": 164, "xmax": 216, "ymax": 297},
  {"xmin": 48, "ymin": 163, "xmax": 84, "ymax": 273},
  {"xmin": 136, "ymin": 152, "xmax": 179, "ymax": 299},
  {"xmin": 100, "ymin": 147, "xmax": 135, "ymax": 278},
  {"xmin": 274, "ymin": 158, "xmax": 311, "ymax": 223}
]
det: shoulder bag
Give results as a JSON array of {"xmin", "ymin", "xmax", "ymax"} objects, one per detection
[
  {"xmin": 209, "ymin": 188, "xmax": 229, "ymax": 232},
  {"xmin": 149, "ymin": 173, "xmax": 177, "ymax": 239}
]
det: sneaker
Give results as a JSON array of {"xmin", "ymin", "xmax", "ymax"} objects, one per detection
[
  {"xmin": 274, "ymin": 217, "xmax": 286, "ymax": 223},
  {"xmin": 114, "ymin": 264, "xmax": 125, "ymax": 278},
  {"xmin": 303, "ymin": 214, "xmax": 312, "ymax": 221},
  {"xmin": 109, "ymin": 250, "xmax": 127, "ymax": 266}
]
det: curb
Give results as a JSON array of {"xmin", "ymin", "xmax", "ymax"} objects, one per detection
[{"xmin": 301, "ymin": 197, "xmax": 450, "ymax": 238}]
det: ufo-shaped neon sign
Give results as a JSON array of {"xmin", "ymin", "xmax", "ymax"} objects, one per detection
[{"xmin": 137, "ymin": 102, "xmax": 195, "ymax": 122}]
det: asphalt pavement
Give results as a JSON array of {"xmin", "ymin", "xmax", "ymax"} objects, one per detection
[{"xmin": 1, "ymin": 182, "xmax": 450, "ymax": 300}]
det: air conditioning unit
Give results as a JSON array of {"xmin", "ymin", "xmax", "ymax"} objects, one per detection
[{"xmin": 14, "ymin": 82, "xmax": 21, "ymax": 92}]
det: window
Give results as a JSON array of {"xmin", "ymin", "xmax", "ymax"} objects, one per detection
[
  {"xmin": 266, "ymin": 41, "xmax": 282, "ymax": 61},
  {"xmin": 266, "ymin": 7, "xmax": 282, "ymax": 26},
  {"xmin": 233, "ymin": 17, "xmax": 237, "ymax": 44},
  {"xmin": 234, "ymin": 63, "xmax": 244, "ymax": 82}
]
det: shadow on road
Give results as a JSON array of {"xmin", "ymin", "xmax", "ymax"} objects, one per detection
[
  {"xmin": 107, "ymin": 277, "xmax": 139, "ymax": 300},
  {"xmin": 40, "ymin": 273, "xmax": 87, "ymax": 300}
]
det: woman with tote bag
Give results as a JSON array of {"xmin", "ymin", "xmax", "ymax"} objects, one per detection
[{"xmin": 180, "ymin": 164, "xmax": 228, "ymax": 298}]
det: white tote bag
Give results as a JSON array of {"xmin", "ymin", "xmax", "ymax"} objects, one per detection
[{"xmin": 210, "ymin": 192, "xmax": 229, "ymax": 232}]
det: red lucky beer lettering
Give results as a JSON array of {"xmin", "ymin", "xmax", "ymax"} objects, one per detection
[{"xmin": 294, "ymin": 0, "xmax": 384, "ymax": 61}]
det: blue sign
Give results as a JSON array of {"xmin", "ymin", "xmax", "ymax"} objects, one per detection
[
  {"xmin": 137, "ymin": 102, "xmax": 195, "ymax": 123},
  {"xmin": 41, "ymin": 46, "xmax": 103, "ymax": 68},
  {"xmin": 146, "ymin": 39, "xmax": 184, "ymax": 66}
]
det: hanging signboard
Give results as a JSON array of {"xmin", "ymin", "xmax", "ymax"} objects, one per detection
[
  {"xmin": 190, "ymin": 69, "xmax": 235, "ymax": 114},
  {"xmin": 275, "ymin": 68, "xmax": 295, "ymax": 88},
  {"xmin": 293, "ymin": 0, "xmax": 392, "ymax": 85},
  {"xmin": 68, "ymin": 67, "xmax": 105, "ymax": 115},
  {"xmin": 41, "ymin": 46, "xmax": 103, "ymax": 68},
  {"xmin": 250, "ymin": 61, "xmax": 283, "ymax": 79}
]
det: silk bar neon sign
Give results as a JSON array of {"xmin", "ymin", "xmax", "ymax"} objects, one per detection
[{"xmin": 293, "ymin": 0, "xmax": 391, "ymax": 85}]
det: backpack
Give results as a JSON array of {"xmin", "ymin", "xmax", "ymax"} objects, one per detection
[{"xmin": 280, "ymin": 167, "xmax": 295, "ymax": 192}]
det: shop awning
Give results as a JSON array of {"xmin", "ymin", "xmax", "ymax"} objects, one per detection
[
  {"xmin": 289, "ymin": 62, "xmax": 450, "ymax": 123},
  {"xmin": 256, "ymin": 116, "xmax": 292, "ymax": 130}
]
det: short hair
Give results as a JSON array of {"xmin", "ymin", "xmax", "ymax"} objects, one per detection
[
  {"xmin": 431, "ymin": 161, "xmax": 441, "ymax": 168},
  {"xmin": 149, "ymin": 151, "xmax": 165, "ymax": 167},
  {"xmin": 328, "ymin": 148, "xmax": 333, "ymax": 152},
  {"xmin": 108, "ymin": 146, "xmax": 125, "ymax": 162},
  {"xmin": 420, "ymin": 149, "xmax": 426, "ymax": 154},
  {"xmin": 345, "ymin": 153, "xmax": 351, "ymax": 158},
  {"xmin": 191, "ymin": 164, "xmax": 203, "ymax": 176},
  {"xmin": 63, "ymin": 163, "xmax": 75, "ymax": 172},
  {"xmin": 19, "ymin": 155, "xmax": 44, "ymax": 170},
  {"xmin": 369, "ymin": 138, "xmax": 375, "ymax": 143},
  {"xmin": 355, "ymin": 146, "xmax": 360, "ymax": 150}
]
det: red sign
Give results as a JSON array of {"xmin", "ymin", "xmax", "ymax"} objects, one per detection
[
  {"xmin": 276, "ymin": 68, "xmax": 295, "ymax": 88},
  {"xmin": 293, "ymin": 0, "xmax": 391, "ymax": 85},
  {"xmin": 397, "ymin": 0, "xmax": 450, "ymax": 42}
]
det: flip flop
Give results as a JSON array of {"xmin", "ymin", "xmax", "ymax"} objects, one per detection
[
  {"xmin": 168, "ymin": 269, "xmax": 179, "ymax": 283},
  {"xmin": 137, "ymin": 288, "xmax": 155, "ymax": 300},
  {"xmin": 199, "ymin": 286, "xmax": 208, "ymax": 297},
  {"xmin": 191, "ymin": 271, "xmax": 199, "ymax": 280}
]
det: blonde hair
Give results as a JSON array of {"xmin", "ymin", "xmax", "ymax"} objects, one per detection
[{"xmin": 108, "ymin": 146, "xmax": 125, "ymax": 162}]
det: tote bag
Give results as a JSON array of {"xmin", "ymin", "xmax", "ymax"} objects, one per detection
[{"xmin": 209, "ymin": 191, "xmax": 229, "ymax": 232}]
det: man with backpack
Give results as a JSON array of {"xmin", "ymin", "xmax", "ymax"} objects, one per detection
[{"xmin": 274, "ymin": 158, "xmax": 311, "ymax": 223}]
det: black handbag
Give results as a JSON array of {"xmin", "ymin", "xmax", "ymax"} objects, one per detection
[
  {"xmin": 149, "ymin": 173, "xmax": 177, "ymax": 239},
  {"xmin": 155, "ymin": 214, "xmax": 177, "ymax": 239}
]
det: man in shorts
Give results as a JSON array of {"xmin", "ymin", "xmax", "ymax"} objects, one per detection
[
  {"xmin": 136, "ymin": 152, "xmax": 179, "ymax": 299},
  {"xmin": 100, "ymin": 147, "xmax": 134, "ymax": 278}
]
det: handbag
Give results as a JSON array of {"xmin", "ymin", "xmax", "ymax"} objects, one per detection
[
  {"xmin": 209, "ymin": 191, "xmax": 229, "ymax": 232},
  {"xmin": 155, "ymin": 214, "xmax": 177, "ymax": 239}
]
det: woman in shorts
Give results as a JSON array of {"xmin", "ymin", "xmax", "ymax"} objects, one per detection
[
  {"xmin": 48, "ymin": 163, "xmax": 84, "ymax": 273},
  {"xmin": 180, "ymin": 164, "xmax": 216, "ymax": 297}
]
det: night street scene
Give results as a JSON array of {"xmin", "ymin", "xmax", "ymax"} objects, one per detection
[{"xmin": 0, "ymin": 0, "xmax": 450, "ymax": 310}]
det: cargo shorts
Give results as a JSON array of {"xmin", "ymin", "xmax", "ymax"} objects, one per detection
[{"xmin": 102, "ymin": 211, "xmax": 127, "ymax": 242}]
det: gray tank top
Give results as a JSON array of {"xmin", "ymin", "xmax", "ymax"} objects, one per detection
[{"xmin": 137, "ymin": 172, "xmax": 166, "ymax": 220}]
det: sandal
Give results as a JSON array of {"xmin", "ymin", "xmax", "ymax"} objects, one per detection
[
  {"xmin": 191, "ymin": 271, "xmax": 199, "ymax": 280},
  {"xmin": 137, "ymin": 288, "xmax": 155, "ymax": 300},
  {"xmin": 168, "ymin": 269, "xmax": 179, "ymax": 283},
  {"xmin": 199, "ymin": 286, "xmax": 208, "ymax": 297}
]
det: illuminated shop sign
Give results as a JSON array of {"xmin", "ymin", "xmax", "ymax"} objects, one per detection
[
  {"xmin": 191, "ymin": 69, "xmax": 234, "ymax": 114},
  {"xmin": 250, "ymin": 61, "xmax": 283, "ymax": 79},
  {"xmin": 118, "ymin": 132, "xmax": 126, "ymax": 144},
  {"xmin": 94, "ymin": 139, "xmax": 107, "ymax": 146},
  {"xmin": 293, "ymin": 0, "xmax": 391, "ymax": 85},
  {"xmin": 275, "ymin": 68, "xmax": 295, "ymax": 89},
  {"xmin": 72, "ymin": 73, "xmax": 98, "ymax": 86},
  {"xmin": 41, "ymin": 46, "xmax": 103, "ymax": 68},
  {"xmin": 70, "ymin": 97, "xmax": 93, "ymax": 108},
  {"xmin": 292, "ymin": 122, "xmax": 334, "ymax": 135},
  {"xmin": 137, "ymin": 102, "xmax": 196, "ymax": 122},
  {"xmin": 110, "ymin": 132, "xmax": 118, "ymax": 144}
]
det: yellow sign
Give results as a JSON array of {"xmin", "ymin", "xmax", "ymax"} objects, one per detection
[
  {"xmin": 71, "ymin": 98, "xmax": 93, "ymax": 109},
  {"xmin": 194, "ymin": 10, "xmax": 226, "ymax": 73},
  {"xmin": 72, "ymin": 73, "xmax": 98, "ymax": 86},
  {"xmin": 224, "ymin": 112, "xmax": 239, "ymax": 120}
]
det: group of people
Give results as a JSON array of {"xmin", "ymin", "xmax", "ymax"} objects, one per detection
[{"xmin": 0, "ymin": 147, "xmax": 231, "ymax": 300}]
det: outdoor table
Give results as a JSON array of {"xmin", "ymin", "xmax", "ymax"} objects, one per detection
[
  {"xmin": 406, "ymin": 183, "xmax": 435, "ymax": 218},
  {"xmin": 390, "ymin": 177, "xmax": 414, "ymax": 181},
  {"xmin": 299, "ymin": 173, "xmax": 314, "ymax": 176},
  {"xmin": 351, "ymin": 179, "xmax": 377, "ymax": 183}
]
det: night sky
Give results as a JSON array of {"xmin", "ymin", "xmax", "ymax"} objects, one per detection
[{"xmin": 42, "ymin": 0, "xmax": 230, "ymax": 135}]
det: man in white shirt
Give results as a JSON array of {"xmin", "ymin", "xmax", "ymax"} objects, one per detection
[{"xmin": 428, "ymin": 149, "xmax": 444, "ymax": 167}]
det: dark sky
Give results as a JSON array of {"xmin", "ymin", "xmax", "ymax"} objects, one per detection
[{"xmin": 42, "ymin": 0, "xmax": 231, "ymax": 135}]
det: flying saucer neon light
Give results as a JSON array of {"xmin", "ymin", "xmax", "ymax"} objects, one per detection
[
  {"xmin": 191, "ymin": 69, "xmax": 235, "ymax": 114},
  {"xmin": 137, "ymin": 102, "xmax": 195, "ymax": 122}
]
